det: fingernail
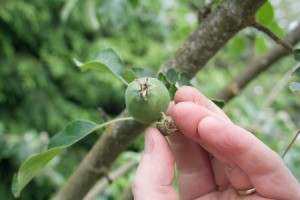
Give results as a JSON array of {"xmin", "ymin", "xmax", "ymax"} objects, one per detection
[{"xmin": 144, "ymin": 128, "xmax": 154, "ymax": 153}]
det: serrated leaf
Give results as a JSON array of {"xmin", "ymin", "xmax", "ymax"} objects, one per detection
[
  {"xmin": 292, "ymin": 67, "xmax": 300, "ymax": 77},
  {"xmin": 169, "ymin": 84, "xmax": 178, "ymax": 100},
  {"xmin": 75, "ymin": 49, "xmax": 128, "ymax": 85},
  {"xmin": 12, "ymin": 120, "xmax": 98, "ymax": 197},
  {"xmin": 256, "ymin": 2, "xmax": 274, "ymax": 25},
  {"xmin": 178, "ymin": 73, "xmax": 192, "ymax": 86},
  {"xmin": 294, "ymin": 49, "xmax": 300, "ymax": 61},
  {"xmin": 158, "ymin": 72, "xmax": 173, "ymax": 91},
  {"xmin": 166, "ymin": 69, "xmax": 178, "ymax": 84},
  {"xmin": 158, "ymin": 72, "xmax": 168, "ymax": 86},
  {"xmin": 212, "ymin": 99, "xmax": 226, "ymax": 109},
  {"xmin": 290, "ymin": 82, "xmax": 300, "ymax": 99}
]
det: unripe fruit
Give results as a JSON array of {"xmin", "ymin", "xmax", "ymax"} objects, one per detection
[{"xmin": 125, "ymin": 77, "xmax": 170, "ymax": 123}]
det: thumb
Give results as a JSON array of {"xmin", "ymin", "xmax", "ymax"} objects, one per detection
[{"xmin": 132, "ymin": 127, "xmax": 177, "ymax": 200}]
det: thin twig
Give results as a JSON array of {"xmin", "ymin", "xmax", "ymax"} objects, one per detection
[
  {"xmin": 282, "ymin": 129, "xmax": 300, "ymax": 159},
  {"xmin": 83, "ymin": 159, "xmax": 137, "ymax": 200},
  {"xmin": 261, "ymin": 64, "xmax": 299, "ymax": 110},
  {"xmin": 251, "ymin": 21, "xmax": 294, "ymax": 52}
]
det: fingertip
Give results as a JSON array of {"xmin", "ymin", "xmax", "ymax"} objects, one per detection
[
  {"xmin": 171, "ymin": 102, "xmax": 214, "ymax": 139},
  {"xmin": 166, "ymin": 101, "xmax": 175, "ymax": 116},
  {"xmin": 197, "ymin": 115, "xmax": 221, "ymax": 138},
  {"xmin": 133, "ymin": 126, "xmax": 177, "ymax": 199},
  {"xmin": 174, "ymin": 86, "xmax": 230, "ymax": 121},
  {"xmin": 174, "ymin": 86, "xmax": 199, "ymax": 104},
  {"xmin": 144, "ymin": 126, "xmax": 173, "ymax": 157}
]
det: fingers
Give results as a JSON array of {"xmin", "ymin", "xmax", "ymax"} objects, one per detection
[
  {"xmin": 172, "ymin": 87, "xmax": 232, "ymax": 189},
  {"xmin": 169, "ymin": 130, "xmax": 217, "ymax": 199},
  {"xmin": 168, "ymin": 103, "xmax": 217, "ymax": 198},
  {"xmin": 172, "ymin": 101, "xmax": 300, "ymax": 199},
  {"xmin": 170, "ymin": 101, "xmax": 251, "ymax": 191},
  {"xmin": 167, "ymin": 87, "xmax": 232, "ymax": 197},
  {"xmin": 174, "ymin": 86, "xmax": 230, "ymax": 121},
  {"xmin": 198, "ymin": 116, "xmax": 300, "ymax": 199},
  {"xmin": 132, "ymin": 127, "xmax": 177, "ymax": 200}
]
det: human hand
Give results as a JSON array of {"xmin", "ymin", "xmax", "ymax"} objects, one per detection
[{"xmin": 132, "ymin": 86, "xmax": 300, "ymax": 200}]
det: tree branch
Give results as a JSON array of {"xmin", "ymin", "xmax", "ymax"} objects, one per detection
[
  {"xmin": 83, "ymin": 159, "xmax": 137, "ymax": 200},
  {"xmin": 216, "ymin": 25, "xmax": 300, "ymax": 102},
  {"xmin": 161, "ymin": 0, "xmax": 266, "ymax": 78},
  {"xmin": 251, "ymin": 21, "xmax": 294, "ymax": 52},
  {"xmin": 55, "ymin": 111, "xmax": 147, "ymax": 200},
  {"xmin": 55, "ymin": 1, "xmax": 267, "ymax": 199}
]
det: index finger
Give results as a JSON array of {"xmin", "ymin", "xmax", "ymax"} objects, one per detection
[
  {"xmin": 171, "ymin": 102, "xmax": 300, "ymax": 199},
  {"xmin": 174, "ymin": 86, "xmax": 230, "ymax": 121}
]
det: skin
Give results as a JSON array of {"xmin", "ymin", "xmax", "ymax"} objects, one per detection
[{"xmin": 132, "ymin": 86, "xmax": 300, "ymax": 200}]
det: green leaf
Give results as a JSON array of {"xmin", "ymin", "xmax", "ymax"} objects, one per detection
[
  {"xmin": 212, "ymin": 99, "xmax": 226, "ymax": 109},
  {"xmin": 169, "ymin": 84, "xmax": 178, "ymax": 100},
  {"xmin": 294, "ymin": 49, "xmax": 300, "ymax": 61},
  {"xmin": 292, "ymin": 66, "xmax": 300, "ymax": 77},
  {"xmin": 158, "ymin": 72, "xmax": 168, "ymax": 86},
  {"xmin": 12, "ymin": 120, "xmax": 98, "ymax": 197},
  {"xmin": 256, "ymin": 2, "xmax": 274, "ymax": 25},
  {"xmin": 48, "ymin": 120, "xmax": 98, "ymax": 149},
  {"xmin": 74, "ymin": 48, "xmax": 128, "ymax": 85},
  {"xmin": 166, "ymin": 69, "xmax": 178, "ymax": 84},
  {"xmin": 178, "ymin": 73, "xmax": 192, "ymax": 87},
  {"xmin": 121, "ymin": 67, "xmax": 154, "ymax": 83},
  {"xmin": 267, "ymin": 20, "xmax": 284, "ymax": 37},
  {"xmin": 289, "ymin": 82, "xmax": 300, "ymax": 99},
  {"xmin": 12, "ymin": 148, "xmax": 65, "ymax": 198},
  {"xmin": 129, "ymin": 0, "xmax": 139, "ymax": 8},
  {"xmin": 255, "ymin": 36, "xmax": 268, "ymax": 55},
  {"xmin": 60, "ymin": 0, "xmax": 78, "ymax": 22},
  {"xmin": 132, "ymin": 67, "xmax": 154, "ymax": 78},
  {"xmin": 84, "ymin": 0, "xmax": 100, "ymax": 31},
  {"xmin": 121, "ymin": 69, "xmax": 136, "ymax": 83},
  {"xmin": 227, "ymin": 36, "xmax": 246, "ymax": 59},
  {"xmin": 158, "ymin": 70, "xmax": 192, "ymax": 99},
  {"xmin": 11, "ymin": 116, "xmax": 134, "ymax": 198}
]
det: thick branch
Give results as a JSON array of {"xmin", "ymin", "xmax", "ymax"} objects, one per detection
[
  {"xmin": 216, "ymin": 25, "xmax": 300, "ymax": 102},
  {"xmin": 55, "ymin": 1, "xmax": 267, "ymax": 199},
  {"xmin": 161, "ymin": 0, "xmax": 266, "ymax": 78}
]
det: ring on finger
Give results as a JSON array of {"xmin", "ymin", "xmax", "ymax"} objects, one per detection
[{"xmin": 236, "ymin": 187, "xmax": 256, "ymax": 195}]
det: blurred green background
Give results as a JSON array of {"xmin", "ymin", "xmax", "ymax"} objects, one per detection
[{"xmin": 0, "ymin": 0, "xmax": 300, "ymax": 199}]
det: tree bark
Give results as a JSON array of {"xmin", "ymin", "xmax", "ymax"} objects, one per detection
[
  {"xmin": 216, "ymin": 25, "xmax": 300, "ymax": 102},
  {"xmin": 55, "ymin": 0, "xmax": 266, "ymax": 199},
  {"xmin": 161, "ymin": 0, "xmax": 266, "ymax": 77}
]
